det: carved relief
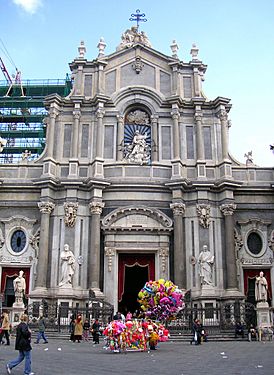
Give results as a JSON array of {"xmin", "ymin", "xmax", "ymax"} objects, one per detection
[
  {"xmin": 105, "ymin": 247, "xmax": 115, "ymax": 272},
  {"xmin": 89, "ymin": 201, "xmax": 105, "ymax": 215},
  {"xmin": 38, "ymin": 201, "xmax": 55, "ymax": 214},
  {"xmin": 170, "ymin": 202, "xmax": 185, "ymax": 216},
  {"xmin": 132, "ymin": 56, "xmax": 144, "ymax": 74},
  {"xmin": 268, "ymin": 230, "xmax": 274, "ymax": 252},
  {"xmin": 64, "ymin": 202, "xmax": 79, "ymax": 227},
  {"xmin": 220, "ymin": 203, "xmax": 237, "ymax": 216},
  {"xmin": 196, "ymin": 204, "xmax": 211, "ymax": 228},
  {"xmin": 126, "ymin": 110, "xmax": 150, "ymax": 125},
  {"xmin": 159, "ymin": 248, "xmax": 169, "ymax": 272},
  {"xmin": 117, "ymin": 26, "xmax": 152, "ymax": 50},
  {"xmin": 29, "ymin": 227, "xmax": 40, "ymax": 256}
]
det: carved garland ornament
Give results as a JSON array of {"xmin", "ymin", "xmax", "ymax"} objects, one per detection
[
  {"xmin": 196, "ymin": 204, "xmax": 211, "ymax": 228},
  {"xmin": 159, "ymin": 248, "xmax": 169, "ymax": 273},
  {"xmin": 105, "ymin": 247, "xmax": 115, "ymax": 272},
  {"xmin": 64, "ymin": 202, "xmax": 79, "ymax": 228}
]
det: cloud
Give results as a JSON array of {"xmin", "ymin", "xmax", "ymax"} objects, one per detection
[{"xmin": 12, "ymin": 0, "xmax": 42, "ymax": 14}]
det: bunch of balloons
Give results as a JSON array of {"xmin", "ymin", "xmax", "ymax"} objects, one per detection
[{"xmin": 138, "ymin": 279, "xmax": 184, "ymax": 321}]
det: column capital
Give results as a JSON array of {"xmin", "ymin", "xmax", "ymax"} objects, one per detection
[
  {"xmin": 49, "ymin": 108, "xmax": 59, "ymax": 119},
  {"xmin": 170, "ymin": 202, "xmax": 185, "ymax": 216},
  {"xmin": 151, "ymin": 115, "xmax": 159, "ymax": 123},
  {"xmin": 218, "ymin": 109, "xmax": 228, "ymax": 122},
  {"xmin": 220, "ymin": 203, "xmax": 237, "ymax": 216},
  {"xmin": 96, "ymin": 108, "xmax": 105, "ymax": 119},
  {"xmin": 194, "ymin": 111, "xmax": 203, "ymax": 122},
  {"xmin": 89, "ymin": 201, "xmax": 105, "ymax": 215},
  {"xmin": 73, "ymin": 110, "xmax": 81, "ymax": 120},
  {"xmin": 38, "ymin": 201, "xmax": 55, "ymax": 214},
  {"xmin": 171, "ymin": 109, "xmax": 180, "ymax": 120},
  {"xmin": 116, "ymin": 114, "xmax": 124, "ymax": 122}
]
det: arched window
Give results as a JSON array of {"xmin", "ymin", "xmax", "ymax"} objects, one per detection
[{"xmin": 123, "ymin": 109, "xmax": 151, "ymax": 164}]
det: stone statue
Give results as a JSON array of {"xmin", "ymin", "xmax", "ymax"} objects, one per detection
[
  {"xmin": 0, "ymin": 137, "xmax": 7, "ymax": 153},
  {"xmin": 244, "ymin": 150, "xmax": 254, "ymax": 166},
  {"xmin": 13, "ymin": 270, "xmax": 26, "ymax": 306},
  {"xmin": 124, "ymin": 130, "xmax": 150, "ymax": 165},
  {"xmin": 255, "ymin": 271, "xmax": 268, "ymax": 303},
  {"xmin": 59, "ymin": 244, "xmax": 75, "ymax": 287},
  {"xmin": 198, "ymin": 245, "xmax": 214, "ymax": 286}
]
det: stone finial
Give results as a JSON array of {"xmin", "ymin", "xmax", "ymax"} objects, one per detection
[
  {"xmin": 170, "ymin": 40, "xmax": 179, "ymax": 58},
  {"xmin": 97, "ymin": 37, "xmax": 106, "ymax": 57},
  {"xmin": 78, "ymin": 40, "xmax": 86, "ymax": 59},
  {"xmin": 190, "ymin": 43, "xmax": 199, "ymax": 60}
]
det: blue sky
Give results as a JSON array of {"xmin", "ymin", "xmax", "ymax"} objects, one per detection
[{"xmin": 0, "ymin": 0, "xmax": 273, "ymax": 167}]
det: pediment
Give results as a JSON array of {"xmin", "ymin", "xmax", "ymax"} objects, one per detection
[{"xmin": 102, "ymin": 206, "xmax": 172, "ymax": 231}]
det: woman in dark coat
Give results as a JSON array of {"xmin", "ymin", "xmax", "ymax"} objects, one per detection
[
  {"xmin": 6, "ymin": 314, "xmax": 34, "ymax": 375},
  {"xmin": 91, "ymin": 319, "xmax": 100, "ymax": 344}
]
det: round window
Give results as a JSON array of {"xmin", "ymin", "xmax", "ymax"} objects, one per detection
[
  {"xmin": 11, "ymin": 230, "xmax": 27, "ymax": 253},
  {"xmin": 247, "ymin": 232, "xmax": 262, "ymax": 255}
]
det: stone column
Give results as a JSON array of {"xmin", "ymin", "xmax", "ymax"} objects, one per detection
[
  {"xmin": 116, "ymin": 114, "xmax": 124, "ymax": 161},
  {"xmin": 171, "ymin": 109, "xmax": 180, "ymax": 159},
  {"xmin": 72, "ymin": 108, "xmax": 81, "ymax": 158},
  {"xmin": 194, "ymin": 111, "xmax": 204, "ymax": 161},
  {"xmin": 35, "ymin": 201, "xmax": 55, "ymax": 289},
  {"xmin": 220, "ymin": 203, "xmax": 237, "ymax": 290},
  {"xmin": 218, "ymin": 109, "xmax": 229, "ymax": 160},
  {"xmin": 170, "ymin": 202, "xmax": 186, "ymax": 289},
  {"xmin": 88, "ymin": 201, "xmax": 105, "ymax": 293},
  {"xmin": 47, "ymin": 106, "xmax": 59, "ymax": 159},
  {"xmin": 95, "ymin": 108, "xmax": 105, "ymax": 159},
  {"xmin": 151, "ymin": 115, "xmax": 158, "ymax": 162}
]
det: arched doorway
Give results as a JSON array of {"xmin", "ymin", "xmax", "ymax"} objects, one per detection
[{"xmin": 118, "ymin": 254, "xmax": 155, "ymax": 315}]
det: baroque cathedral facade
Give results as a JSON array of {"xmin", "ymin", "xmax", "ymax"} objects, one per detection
[{"xmin": 0, "ymin": 26, "xmax": 273, "ymax": 314}]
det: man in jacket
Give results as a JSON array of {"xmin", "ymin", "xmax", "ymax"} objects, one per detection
[{"xmin": 6, "ymin": 314, "xmax": 34, "ymax": 375}]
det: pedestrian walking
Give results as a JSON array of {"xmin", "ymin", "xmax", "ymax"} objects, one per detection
[
  {"xmin": 6, "ymin": 314, "xmax": 34, "ymax": 375},
  {"xmin": 34, "ymin": 315, "xmax": 48, "ymax": 344},
  {"xmin": 0, "ymin": 310, "xmax": 11, "ymax": 346}
]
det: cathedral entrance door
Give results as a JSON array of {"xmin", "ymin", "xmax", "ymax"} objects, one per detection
[{"xmin": 118, "ymin": 254, "xmax": 155, "ymax": 315}]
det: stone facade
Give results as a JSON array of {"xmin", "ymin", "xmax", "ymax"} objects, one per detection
[{"xmin": 0, "ymin": 28, "xmax": 273, "ymax": 312}]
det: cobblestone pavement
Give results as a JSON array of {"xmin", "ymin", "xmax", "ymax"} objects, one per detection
[{"xmin": 0, "ymin": 338, "xmax": 273, "ymax": 375}]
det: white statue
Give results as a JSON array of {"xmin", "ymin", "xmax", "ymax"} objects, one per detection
[
  {"xmin": 13, "ymin": 270, "xmax": 26, "ymax": 305},
  {"xmin": 255, "ymin": 271, "xmax": 268, "ymax": 303},
  {"xmin": 124, "ymin": 130, "xmax": 150, "ymax": 165},
  {"xmin": 59, "ymin": 244, "xmax": 75, "ymax": 287},
  {"xmin": 0, "ymin": 137, "xmax": 7, "ymax": 153},
  {"xmin": 198, "ymin": 245, "xmax": 214, "ymax": 286}
]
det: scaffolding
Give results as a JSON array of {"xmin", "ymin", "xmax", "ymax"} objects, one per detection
[{"xmin": 0, "ymin": 77, "xmax": 72, "ymax": 163}]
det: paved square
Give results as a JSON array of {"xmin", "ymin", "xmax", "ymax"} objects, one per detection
[{"xmin": 1, "ymin": 338, "xmax": 273, "ymax": 375}]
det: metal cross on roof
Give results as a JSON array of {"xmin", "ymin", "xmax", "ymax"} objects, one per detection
[{"xmin": 129, "ymin": 9, "xmax": 147, "ymax": 30}]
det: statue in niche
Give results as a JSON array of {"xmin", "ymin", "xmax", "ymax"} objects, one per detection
[
  {"xmin": 13, "ymin": 270, "xmax": 26, "ymax": 306},
  {"xmin": 198, "ymin": 245, "xmax": 214, "ymax": 286},
  {"xmin": 124, "ymin": 130, "xmax": 150, "ymax": 165},
  {"xmin": 255, "ymin": 271, "xmax": 268, "ymax": 303},
  {"xmin": 59, "ymin": 244, "xmax": 75, "ymax": 287}
]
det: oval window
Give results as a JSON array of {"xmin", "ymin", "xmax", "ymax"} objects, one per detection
[
  {"xmin": 247, "ymin": 232, "xmax": 262, "ymax": 255},
  {"xmin": 11, "ymin": 230, "xmax": 27, "ymax": 253}
]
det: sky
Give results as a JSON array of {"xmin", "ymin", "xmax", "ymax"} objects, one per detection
[{"xmin": 0, "ymin": 0, "xmax": 273, "ymax": 167}]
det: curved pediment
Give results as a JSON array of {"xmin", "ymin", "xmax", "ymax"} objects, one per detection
[{"xmin": 102, "ymin": 206, "xmax": 172, "ymax": 231}]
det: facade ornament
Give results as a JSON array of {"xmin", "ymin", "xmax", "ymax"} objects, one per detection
[
  {"xmin": 196, "ymin": 204, "xmax": 211, "ymax": 228},
  {"xmin": 234, "ymin": 227, "xmax": 243, "ymax": 262},
  {"xmin": 29, "ymin": 228, "xmax": 40, "ymax": 256},
  {"xmin": 132, "ymin": 56, "xmax": 144, "ymax": 74},
  {"xmin": 244, "ymin": 150, "xmax": 254, "ymax": 166},
  {"xmin": 117, "ymin": 26, "xmax": 152, "ymax": 50},
  {"xmin": 194, "ymin": 111, "xmax": 203, "ymax": 122},
  {"xmin": 190, "ymin": 43, "xmax": 199, "ymax": 60},
  {"xmin": 78, "ymin": 40, "xmax": 86, "ymax": 58},
  {"xmin": 170, "ymin": 202, "xmax": 186, "ymax": 216},
  {"xmin": 268, "ymin": 230, "xmax": 274, "ymax": 252},
  {"xmin": 89, "ymin": 201, "xmax": 105, "ymax": 215},
  {"xmin": 218, "ymin": 109, "xmax": 228, "ymax": 122},
  {"xmin": 220, "ymin": 203, "xmax": 237, "ymax": 216},
  {"xmin": 96, "ymin": 108, "xmax": 105, "ymax": 119},
  {"xmin": 73, "ymin": 109, "xmax": 81, "ymax": 120},
  {"xmin": 123, "ymin": 130, "xmax": 151, "ymax": 165},
  {"xmin": 159, "ymin": 248, "xmax": 169, "ymax": 272},
  {"xmin": 97, "ymin": 37, "xmax": 106, "ymax": 57},
  {"xmin": 171, "ymin": 108, "xmax": 180, "ymax": 121},
  {"xmin": 126, "ymin": 110, "xmax": 150, "ymax": 125},
  {"xmin": 64, "ymin": 202, "xmax": 79, "ymax": 228},
  {"xmin": 0, "ymin": 137, "xmax": 7, "ymax": 153},
  {"xmin": 170, "ymin": 40, "xmax": 179, "ymax": 58},
  {"xmin": 38, "ymin": 201, "xmax": 55, "ymax": 214},
  {"xmin": 105, "ymin": 247, "xmax": 115, "ymax": 272}
]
